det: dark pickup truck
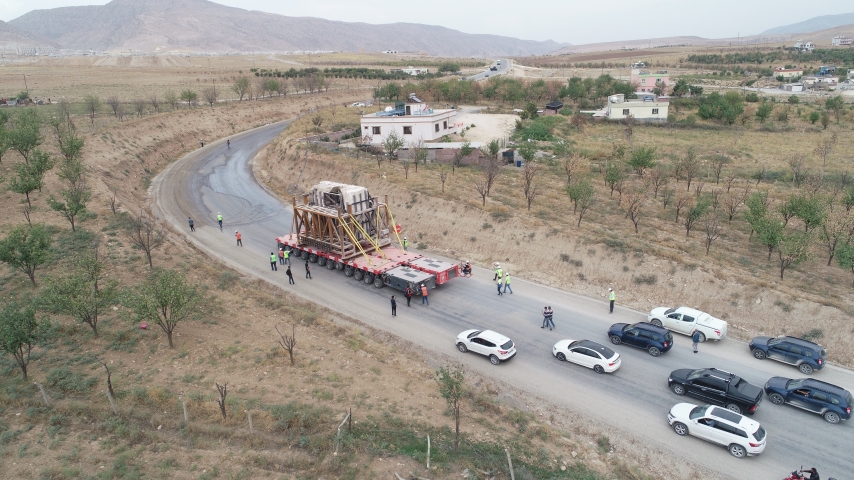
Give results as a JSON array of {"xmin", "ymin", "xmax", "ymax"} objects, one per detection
[{"xmin": 668, "ymin": 368, "xmax": 764, "ymax": 415}]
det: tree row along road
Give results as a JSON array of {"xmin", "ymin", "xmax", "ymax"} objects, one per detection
[{"xmin": 150, "ymin": 120, "xmax": 854, "ymax": 480}]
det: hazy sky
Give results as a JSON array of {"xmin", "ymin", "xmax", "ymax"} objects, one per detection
[{"xmin": 1, "ymin": 0, "xmax": 850, "ymax": 44}]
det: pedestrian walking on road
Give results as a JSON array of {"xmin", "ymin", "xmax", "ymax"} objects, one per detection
[
  {"xmin": 227, "ymin": 139, "xmax": 231, "ymax": 149},
  {"xmin": 404, "ymin": 286, "xmax": 413, "ymax": 307},
  {"xmin": 692, "ymin": 329, "xmax": 701, "ymax": 354},
  {"xmin": 608, "ymin": 288, "xmax": 616, "ymax": 314},
  {"xmin": 270, "ymin": 252, "xmax": 277, "ymax": 271},
  {"xmin": 542, "ymin": 306, "xmax": 554, "ymax": 330},
  {"xmin": 503, "ymin": 272, "xmax": 513, "ymax": 294},
  {"xmin": 390, "ymin": 296, "xmax": 397, "ymax": 316},
  {"xmin": 403, "ymin": 236, "xmax": 409, "ymax": 252},
  {"xmin": 496, "ymin": 277, "xmax": 503, "ymax": 296},
  {"xmin": 188, "ymin": 217, "xmax": 195, "ymax": 232},
  {"xmin": 492, "ymin": 262, "xmax": 503, "ymax": 282},
  {"xmin": 420, "ymin": 283, "xmax": 429, "ymax": 305},
  {"xmin": 286, "ymin": 266, "xmax": 294, "ymax": 284},
  {"xmin": 200, "ymin": 140, "xmax": 205, "ymax": 148},
  {"xmin": 305, "ymin": 260, "xmax": 312, "ymax": 279},
  {"xmin": 235, "ymin": 231, "xmax": 242, "ymax": 247},
  {"xmin": 283, "ymin": 247, "xmax": 290, "ymax": 265},
  {"xmin": 217, "ymin": 212, "xmax": 223, "ymax": 231},
  {"xmin": 278, "ymin": 248, "xmax": 285, "ymax": 265}
]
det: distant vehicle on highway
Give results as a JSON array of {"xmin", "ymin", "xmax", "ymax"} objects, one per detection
[
  {"xmin": 552, "ymin": 339, "xmax": 621, "ymax": 373},
  {"xmin": 668, "ymin": 403, "xmax": 767, "ymax": 458},
  {"xmin": 668, "ymin": 367, "xmax": 764, "ymax": 415},
  {"xmin": 765, "ymin": 377, "xmax": 852, "ymax": 424},
  {"xmin": 647, "ymin": 306, "xmax": 727, "ymax": 342},
  {"xmin": 351, "ymin": 102, "xmax": 366, "ymax": 107},
  {"xmin": 489, "ymin": 66, "xmax": 498, "ymax": 71},
  {"xmin": 749, "ymin": 335, "xmax": 826, "ymax": 375},
  {"xmin": 456, "ymin": 329, "xmax": 516, "ymax": 365},
  {"xmin": 608, "ymin": 322, "xmax": 673, "ymax": 356},
  {"xmin": 497, "ymin": 60, "xmax": 501, "ymax": 65}
]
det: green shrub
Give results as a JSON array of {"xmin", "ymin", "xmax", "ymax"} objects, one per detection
[{"xmin": 45, "ymin": 368, "xmax": 97, "ymax": 395}]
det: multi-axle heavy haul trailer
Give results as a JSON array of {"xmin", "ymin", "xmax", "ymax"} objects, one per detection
[{"xmin": 276, "ymin": 182, "xmax": 459, "ymax": 293}]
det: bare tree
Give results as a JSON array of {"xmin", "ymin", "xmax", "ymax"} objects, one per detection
[
  {"xmin": 522, "ymin": 161, "xmax": 542, "ymax": 210},
  {"xmin": 813, "ymin": 132, "xmax": 838, "ymax": 166},
  {"xmin": 83, "ymin": 94, "xmax": 100, "ymax": 126},
  {"xmin": 202, "ymin": 86, "xmax": 218, "ymax": 107},
  {"xmin": 98, "ymin": 358, "xmax": 115, "ymax": 398},
  {"xmin": 701, "ymin": 212, "xmax": 722, "ymax": 254},
  {"xmin": 661, "ymin": 188, "xmax": 675, "ymax": 209},
  {"xmin": 474, "ymin": 178, "xmax": 488, "ymax": 206},
  {"xmin": 275, "ymin": 324, "xmax": 297, "ymax": 365},
  {"xmin": 620, "ymin": 187, "xmax": 646, "ymax": 233},
  {"xmin": 711, "ymin": 155, "xmax": 728, "ymax": 184},
  {"xmin": 674, "ymin": 195, "xmax": 693, "ymax": 223},
  {"xmin": 723, "ymin": 191, "xmax": 746, "ymax": 222},
  {"xmin": 22, "ymin": 205, "xmax": 32, "ymax": 225},
  {"xmin": 215, "ymin": 382, "xmax": 228, "ymax": 420},
  {"xmin": 109, "ymin": 189, "xmax": 118, "ymax": 215},
  {"xmin": 694, "ymin": 181, "xmax": 705, "ymax": 197},
  {"xmin": 724, "ymin": 173, "xmax": 738, "ymax": 192},
  {"xmin": 710, "ymin": 188, "xmax": 722, "ymax": 210},
  {"xmin": 562, "ymin": 153, "xmax": 584, "ymax": 185},
  {"xmin": 133, "ymin": 98, "xmax": 146, "ymax": 117},
  {"xmin": 105, "ymin": 96, "xmax": 121, "ymax": 116},
  {"xmin": 115, "ymin": 103, "xmax": 126, "ymax": 122},
  {"xmin": 409, "ymin": 138, "xmax": 428, "ymax": 172},
  {"xmin": 123, "ymin": 212, "xmax": 166, "ymax": 268},
  {"xmin": 402, "ymin": 160, "xmax": 411, "ymax": 179},
  {"xmin": 789, "ymin": 155, "xmax": 806, "ymax": 188},
  {"xmin": 276, "ymin": 78, "xmax": 289, "ymax": 97},
  {"xmin": 621, "ymin": 114, "xmax": 634, "ymax": 150},
  {"xmin": 149, "ymin": 94, "xmax": 160, "ymax": 112},
  {"xmin": 680, "ymin": 147, "xmax": 700, "ymax": 191},
  {"xmin": 438, "ymin": 167, "xmax": 448, "ymax": 193},
  {"xmin": 646, "ymin": 165, "xmax": 669, "ymax": 198}
]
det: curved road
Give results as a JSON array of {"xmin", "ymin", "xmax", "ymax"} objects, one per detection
[
  {"xmin": 151, "ymin": 121, "xmax": 854, "ymax": 480},
  {"xmin": 468, "ymin": 58, "xmax": 511, "ymax": 81}
]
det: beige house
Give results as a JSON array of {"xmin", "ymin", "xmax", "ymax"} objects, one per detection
[
  {"xmin": 774, "ymin": 67, "xmax": 803, "ymax": 79},
  {"xmin": 600, "ymin": 94, "xmax": 669, "ymax": 123}
]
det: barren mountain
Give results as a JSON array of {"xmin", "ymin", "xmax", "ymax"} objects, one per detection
[
  {"xmin": 760, "ymin": 12, "xmax": 854, "ymax": 35},
  {"xmin": 8, "ymin": 0, "xmax": 565, "ymax": 56},
  {"xmin": 0, "ymin": 19, "xmax": 56, "ymax": 47}
]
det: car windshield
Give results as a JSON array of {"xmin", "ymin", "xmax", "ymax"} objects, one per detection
[
  {"xmin": 686, "ymin": 369, "xmax": 706, "ymax": 380},
  {"xmin": 664, "ymin": 307, "xmax": 676, "ymax": 315},
  {"xmin": 768, "ymin": 337, "xmax": 783, "ymax": 346},
  {"xmin": 786, "ymin": 378, "xmax": 806, "ymax": 390},
  {"xmin": 500, "ymin": 340, "xmax": 514, "ymax": 350},
  {"xmin": 467, "ymin": 331, "xmax": 482, "ymax": 339},
  {"xmin": 753, "ymin": 426, "xmax": 766, "ymax": 441},
  {"xmin": 568, "ymin": 340, "xmax": 581, "ymax": 348},
  {"xmin": 689, "ymin": 405, "xmax": 708, "ymax": 420}
]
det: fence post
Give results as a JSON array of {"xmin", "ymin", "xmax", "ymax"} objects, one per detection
[
  {"xmin": 180, "ymin": 397, "xmax": 189, "ymax": 423},
  {"xmin": 246, "ymin": 410, "xmax": 254, "ymax": 433},
  {"xmin": 334, "ymin": 410, "xmax": 351, "ymax": 455},
  {"xmin": 505, "ymin": 447, "xmax": 515, "ymax": 480},
  {"xmin": 427, "ymin": 435, "xmax": 431, "ymax": 469},
  {"xmin": 34, "ymin": 382, "xmax": 50, "ymax": 407},
  {"xmin": 105, "ymin": 390, "xmax": 118, "ymax": 415}
]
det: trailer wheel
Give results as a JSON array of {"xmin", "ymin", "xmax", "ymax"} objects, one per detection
[
  {"xmin": 335, "ymin": 262, "xmax": 344, "ymax": 271},
  {"xmin": 373, "ymin": 277, "xmax": 385, "ymax": 288},
  {"xmin": 317, "ymin": 257, "xmax": 327, "ymax": 267},
  {"xmin": 301, "ymin": 250, "xmax": 310, "ymax": 260},
  {"xmin": 344, "ymin": 266, "xmax": 354, "ymax": 277},
  {"xmin": 326, "ymin": 259, "xmax": 336, "ymax": 270},
  {"xmin": 291, "ymin": 249, "xmax": 301, "ymax": 258},
  {"xmin": 364, "ymin": 273, "xmax": 375, "ymax": 285},
  {"xmin": 309, "ymin": 254, "xmax": 318, "ymax": 263},
  {"xmin": 354, "ymin": 269, "xmax": 364, "ymax": 281}
]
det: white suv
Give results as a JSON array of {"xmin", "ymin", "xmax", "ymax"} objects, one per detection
[
  {"xmin": 648, "ymin": 306, "xmax": 727, "ymax": 342},
  {"xmin": 456, "ymin": 329, "xmax": 516, "ymax": 365},
  {"xmin": 668, "ymin": 403, "xmax": 767, "ymax": 458}
]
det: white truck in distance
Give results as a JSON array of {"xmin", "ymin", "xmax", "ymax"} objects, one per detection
[{"xmin": 647, "ymin": 307, "xmax": 727, "ymax": 342}]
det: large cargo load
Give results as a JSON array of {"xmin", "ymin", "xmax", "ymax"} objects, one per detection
[{"xmin": 276, "ymin": 182, "xmax": 459, "ymax": 293}]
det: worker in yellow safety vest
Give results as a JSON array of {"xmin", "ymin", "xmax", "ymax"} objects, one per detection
[
  {"xmin": 403, "ymin": 237, "xmax": 409, "ymax": 251},
  {"xmin": 609, "ymin": 288, "xmax": 616, "ymax": 314},
  {"xmin": 493, "ymin": 262, "xmax": 503, "ymax": 281}
]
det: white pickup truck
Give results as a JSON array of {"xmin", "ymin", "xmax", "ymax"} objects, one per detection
[{"xmin": 647, "ymin": 306, "xmax": 727, "ymax": 342}]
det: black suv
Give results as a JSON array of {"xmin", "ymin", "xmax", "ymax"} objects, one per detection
[
  {"xmin": 749, "ymin": 335, "xmax": 827, "ymax": 375},
  {"xmin": 668, "ymin": 368, "xmax": 764, "ymax": 415},
  {"xmin": 764, "ymin": 377, "xmax": 852, "ymax": 424},
  {"xmin": 608, "ymin": 322, "xmax": 673, "ymax": 356}
]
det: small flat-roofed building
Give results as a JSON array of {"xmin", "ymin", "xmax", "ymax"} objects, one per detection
[
  {"xmin": 604, "ymin": 94, "xmax": 668, "ymax": 123},
  {"xmin": 774, "ymin": 67, "xmax": 803, "ymax": 79},
  {"xmin": 360, "ymin": 102, "xmax": 458, "ymax": 144}
]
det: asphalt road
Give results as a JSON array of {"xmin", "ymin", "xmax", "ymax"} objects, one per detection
[
  {"xmin": 150, "ymin": 121, "xmax": 854, "ymax": 480},
  {"xmin": 468, "ymin": 59, "xmax": 511, "ymax": 81}
]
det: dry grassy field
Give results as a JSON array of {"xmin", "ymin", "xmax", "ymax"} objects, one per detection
[
  {"xmin": 0, "ymin": 61, "xmax": 653, "ymax": 480},
  {"xmin": 261, "ymin": 100, "xmax": 854, "ymax": 369}
]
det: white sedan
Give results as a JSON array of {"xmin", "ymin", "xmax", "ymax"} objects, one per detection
[
  {"xmin": 647, "ymin": 306, "xmax": 727, "ymax": 342},
  {"xmin": 456, "ymin": 329, "xmax": 516, "ymax": 365},
  {"xmin": 351, "ymin": 102, "xmax": 366, "ymax": 107},
  {"xmin": 552, "ymin": 339, "xmax": 621, "ymax": 374}
]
